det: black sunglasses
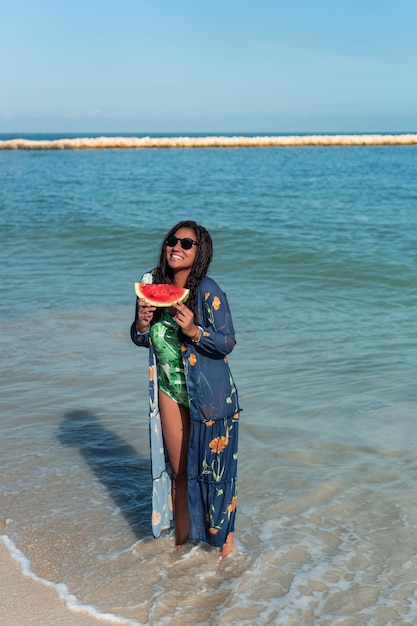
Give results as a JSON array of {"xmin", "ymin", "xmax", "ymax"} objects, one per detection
[{"xmin": 166, "ymin": 234, "xmax": 199, "ymax": 250}]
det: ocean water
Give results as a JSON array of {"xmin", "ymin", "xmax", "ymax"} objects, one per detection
[{"xmin": 1, "ymin": 136, "xmax": 417, "ymax": 625}]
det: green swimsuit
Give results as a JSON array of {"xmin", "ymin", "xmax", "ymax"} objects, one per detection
[{"xmin": 150, "ymin": 309, "xmax": 189, "ymax": 408}]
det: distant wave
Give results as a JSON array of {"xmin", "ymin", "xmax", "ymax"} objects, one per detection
[{"xmin": 1, "ymin": 134, "xmax": 417, "ymax": 150}]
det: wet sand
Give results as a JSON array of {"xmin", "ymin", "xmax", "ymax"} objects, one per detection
[{"xmin": 0, "ymin": 542, "xmax": 112, "ymax": 626}]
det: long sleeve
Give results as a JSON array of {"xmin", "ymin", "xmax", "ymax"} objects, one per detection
[
  {"xmin": 130, "ymin": 302, "xmax": 150, "ymax": 347},
  {"xmin": 130, "ymin": 271, "xmax": 155, "ymax": 347},
  {"xmin": 194, "ymin": 278, "xmax": 236, "ymax": 358}
]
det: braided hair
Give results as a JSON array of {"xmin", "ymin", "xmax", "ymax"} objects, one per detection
[{"xmin": 153, "ymin": 220, "xmax": 213, "ymax": 315}]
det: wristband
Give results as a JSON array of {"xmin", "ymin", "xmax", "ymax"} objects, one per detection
[{"xmin": 191, "ymin": 327, "xmax": 202, "ymax": 343}]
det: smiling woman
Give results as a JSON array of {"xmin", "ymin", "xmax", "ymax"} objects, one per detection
[
  {"xmin": 165, "ymin": 226, "xmax": 199, "ymax": 285},
  {"xmin": 1, "ymin": 134, "xmax": 417, "ymax": 624},
  {"xmin": 130, "ymin": 220, "xmax": 241, "ymax": 558}
]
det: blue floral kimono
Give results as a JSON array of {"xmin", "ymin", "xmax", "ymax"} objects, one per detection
[{"xmin": 131, "ymin": 273, "xmax": 241, "ymax": 547}]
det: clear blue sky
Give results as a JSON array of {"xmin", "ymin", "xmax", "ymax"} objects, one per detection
[{"xmin": 1, "ymin": 0, "xmax": 416, "ymax": 133}]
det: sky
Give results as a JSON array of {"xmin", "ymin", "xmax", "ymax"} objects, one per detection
[{"xmin": 1, "ymin": 0, "xmax": 417, "ymax": 134}]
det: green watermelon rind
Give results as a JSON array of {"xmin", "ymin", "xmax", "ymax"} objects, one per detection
[{"xmin": 134, "ymin": 282, "xmax": 189, "ymax": 307}]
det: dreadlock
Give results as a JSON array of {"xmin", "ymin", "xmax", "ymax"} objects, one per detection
[{"xmin": 153, "ymin": 220, "xmax": 213, "ymax": 315}]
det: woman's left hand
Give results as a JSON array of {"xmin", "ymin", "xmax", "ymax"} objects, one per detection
[{"xmin": 172, "ymin": 301, "xmax": 199, "ymax": 339}]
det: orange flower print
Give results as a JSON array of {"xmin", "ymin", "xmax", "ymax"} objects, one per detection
[
  {"xmin": 205, "ymin": 292, "xmax": 211, "ymax": 300},
  {"xmin": 209, "ymin": 527, "xmax": 219, "ymax": 535},
  {"xmin": 149, "ymin": 365, "xmax": 154, "ymax": 381},
  {"xmin": 205, "ymin": 420, "xmax": 215, "ymax": 427},
  {"xmin": 180, "ymin": 345, "xmax": 187, "ymax": 353},
  {"xmin": 209, "ymin": 436, "xmax": 229, "ymax": 454},
  {"xmin": 152, "ymin": 510, "xmax": 162, "ymax": 526},
  {"xmin": 203, "ymin": 331, "xmax": 211, "ymax": 337},
  {"xmin": 233, "ymin": 412, "xmax": 239, "ymax": 420},
  {"xmin": 189, "ymin": 353, "xmax": 197, "ymax": 366},
  {"xmin": 227, "ymin": 496, "xmax": 237, "ymax": 513},
  {"xmin": 213, "ymin": 296, "xmax": 221, "ymax": 310}
]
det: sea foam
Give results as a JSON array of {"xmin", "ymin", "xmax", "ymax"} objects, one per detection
[{"xmin": 0, "ymin": 534, "xmax": 145, "ymax": 625}]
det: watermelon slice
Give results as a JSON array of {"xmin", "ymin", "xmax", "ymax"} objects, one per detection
[{"xmin": 134, "ymin": 282, "xmax": 189, "ymax": 307}]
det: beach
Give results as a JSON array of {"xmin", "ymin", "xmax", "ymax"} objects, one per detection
[
  {"xmin": 0, "ymin": 541, "xmax": 110, "ymax": 626},
  {"xmin": 1, "ymin": 138, "xmax": 417, "ymax": 624}
]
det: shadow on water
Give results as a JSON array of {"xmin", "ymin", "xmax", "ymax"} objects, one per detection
[{"xmin": 57, "ymin": 410, "xmax": 153, "ymax": 539}]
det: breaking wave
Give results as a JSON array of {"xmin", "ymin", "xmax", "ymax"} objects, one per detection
[{"xmin": 1, "ymin": 134, "xmax": 417, "ymax": 150}]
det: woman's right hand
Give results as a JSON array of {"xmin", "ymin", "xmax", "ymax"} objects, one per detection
[{"xmin": 136, "ymin": 298, "xmax": 156, "ymax": 333}]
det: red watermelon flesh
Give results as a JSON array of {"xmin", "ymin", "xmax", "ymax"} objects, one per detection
[{"xmin": 134, "ymin": 282, "xmax": 189, "ymax": 307}]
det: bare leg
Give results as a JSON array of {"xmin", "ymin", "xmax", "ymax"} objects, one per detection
[{"xmin": 158, "ymin": 391, "xmax": 190, "ymax": 548}]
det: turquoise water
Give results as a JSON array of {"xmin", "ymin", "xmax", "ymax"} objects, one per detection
[{"xmin": 1, "ymin": 139, "xmax": 417, "ymax": 624}]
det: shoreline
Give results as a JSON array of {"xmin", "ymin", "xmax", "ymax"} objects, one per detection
[
  {"xmin": 1, "ymin": 133, "xmax": 417, "ymax": 150},
  {"xmin": 0, "ymin": 538, "xmax": 126, "ymax": 626}
]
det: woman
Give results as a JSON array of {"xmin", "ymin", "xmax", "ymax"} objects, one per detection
[{"xmin": 130, "ymin": 220, "xmax": 240, "ymax": 558}]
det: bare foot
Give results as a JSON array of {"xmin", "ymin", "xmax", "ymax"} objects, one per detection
[
  {"xmin": 175, "ymin": 535, "xmax": 189, "ymax": 551},
  {"xmin": 220, "ymin": 532, "xmax": 234, "ymax": 559}
]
